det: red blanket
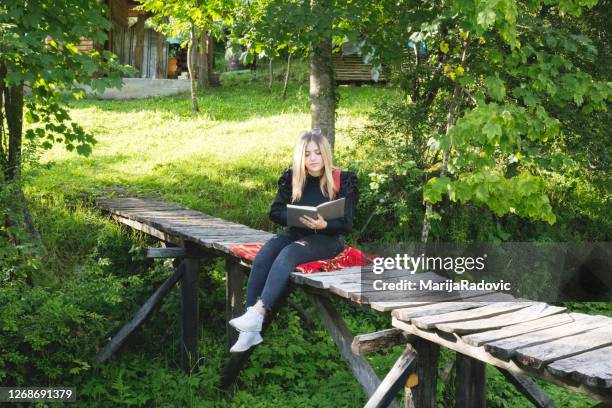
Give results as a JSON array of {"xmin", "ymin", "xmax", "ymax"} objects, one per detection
[{"xmin": 229, "ymin": 243, "xmax": 376, "ymax": 274}]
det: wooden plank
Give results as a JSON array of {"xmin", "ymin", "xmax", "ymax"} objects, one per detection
[
  {"xmin": 351, "ymin": 329, "xmax": 413, "ymax": 355},
  {"xmin": 456, "ymin": 354, "xmax": 486, "ymax": 408},
  {"xmin": 462, "ymin": 313, "xmax": 577, "ymax": 347},
  {"xmin": 329, "ymin": 281, "xmax": 364, "ymax": 299},
  {"xmin": 146, "ymin": 247, "xmax": 186, "ymax": 258},
  {"xmin": 111, "ymin": 215, "xmax": 183, "ymax": 244},
  {"xmin": 363, "ymin": 344, "xmax": 417, "ymax": 408},
  {"xmin": 98, "ymin": 261, "xmax": 184, "ymax": 363},
  {"xmin": 292, "ymin": 270, "xmax": 362, "ymax": 289},
  {"xmin": 308, "ymin": 292, "xmax": 396, "ymax": 406},
  {"xmin": 392, "ymin": 317, "xmax": 611, "ymax": 402},
  {"xmin": 436, "ymin": 303, "xmax": 567, "ymax": 334},
  {"xmin": 515, "ymin": 325, "xmax": 612, "ymax": 370},
  {"xmin": 392, "ymin": 292, "xmax": 516, "ymax": 321},
  {"xmin": 546, "ymin": 345, "xmax": 612, "ymax": 390},
  {"xmin": 411, "ymin": 301, "xmax": 534, "ymax": 330},
  {"xmin": 498, "ymin": 368, "xmax": 558, "ymax": 408},
  {"xmin": 369, "ymin": 301, "xmax": 436, "ymax": 312},
  {"xmin": 485, "ymin": 314, "xmax": 608, "ymax": 360}
]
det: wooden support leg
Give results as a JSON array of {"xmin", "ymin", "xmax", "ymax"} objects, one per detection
[
  {"xmin": 498, "ymin": 368, "xmax": 557, "ymax": 408},
  {"xmin": 455, "ymin": 354, "xmax": 486, "ymax": 408},
  {"xmin": 97, "ymin": 261, "xmax": 185, "ymax": 363},
  {"xmin": 307, "ymin": 292, "xmax": 399, "ymax": 408},
  {"xmin": 409, "ymin": 338, "xmax": 440, "ymax": 408},
  {"xmin": 181, "ymin": 254, "xmax": 199, "ymax": 374},
  {"xmin": 364, "ymin": 344, "xmax": 417, "ymax": 408},
  {"xmin": 225, "ymin": 257, "xmax": 246, "ymax": 349}
]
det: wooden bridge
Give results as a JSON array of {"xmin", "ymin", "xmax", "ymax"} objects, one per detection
[{"xmin": 96, "ymin": 197, "xmax": 612, "ymax": 407}]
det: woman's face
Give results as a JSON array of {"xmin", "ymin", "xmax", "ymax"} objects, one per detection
[{"xmin": 304, "ymin": 140, "xmax": 323, "ymax": 175}]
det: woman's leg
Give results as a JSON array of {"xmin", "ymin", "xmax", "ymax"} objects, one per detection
[
  {"xmin": 245, "ymin": 230, "xmax": 298, "ymax": 308},
  {"xmin": 258, "ymin": 234, "xmax": 345, "ymax": 312}
]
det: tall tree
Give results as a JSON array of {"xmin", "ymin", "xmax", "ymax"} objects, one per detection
[
  {"xmin": 140, "ymin": 0, "xmax": 234, "ymax": 113},
  {"xmin": 0, "ymin": 0, "xmax": 130, "ymax": 256},
  {"xmin": 228, "ymin": 0, "xmax": 376, "ymax": 149}
]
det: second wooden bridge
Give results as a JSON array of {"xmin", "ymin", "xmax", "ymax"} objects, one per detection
[{"xmin": 96, "ymin": 197, "xmax": 612, "ymax": 407}]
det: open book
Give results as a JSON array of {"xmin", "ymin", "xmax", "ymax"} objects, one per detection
[{"xmin": 287, "ymin": 198, "xmax": 345, "ymax": 228}]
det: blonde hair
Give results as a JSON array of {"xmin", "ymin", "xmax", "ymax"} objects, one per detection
[{"xmin": 291, "ymin": 131, "xmax": 336, "ymax": 203}]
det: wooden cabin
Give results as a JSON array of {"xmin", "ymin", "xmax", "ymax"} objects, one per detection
[
  {"xmin": 77, "ymin": 0, "xmax": 169, "ymax": 79},
  {"xmin": 333, "ymin": 41, "xmax": 388, "ymax": 83}
]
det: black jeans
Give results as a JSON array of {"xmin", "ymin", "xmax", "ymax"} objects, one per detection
[{"xmin": 246, "ymin": 228, "xmax": 345, "ymax": 312}]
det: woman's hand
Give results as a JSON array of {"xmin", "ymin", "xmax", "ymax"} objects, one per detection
[{"xmin": 300, "ymin": 214, "xmax": 327, "ymax": 230}]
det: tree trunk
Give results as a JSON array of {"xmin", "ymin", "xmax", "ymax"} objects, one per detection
[
  {"xmin": 420, "ymin": 33, "xmax": 471, "ymax": 245},
  {"xmin": 5, "ymin": 81, "xmax": 23, "ymax": 181},
  {"xmin": 187, "ymin": 25, "xmax": 199, "ymax": 113},
  {"xmin": 282, "ymin": 53, "xmax": 292, "ymax": 99},
  {"xmin": 133, "ymin": 15, "xmax": 146, "ymax": 77},
  {"xmin": 197, "ymin": 31, "xmax": 210, "ymax": 88},
  {"xmin": 156, "ymin": 32, "xmax": 165, "ymax": 79},
  {"xmin": 0, "ymin": 63, "xmax": 6, "ymax": 179},
  {"xmin": 310, "ymin": 36, "xmax": 335, "ymax": 149}
]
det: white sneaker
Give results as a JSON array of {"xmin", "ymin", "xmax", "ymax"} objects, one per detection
[
  {"xmin": 229, "ymin": 306, "xmax": 264, "ymax": 332},
  {"xmin": 229, "ymin": 331, "xmax": 263, "ymax": 353}
]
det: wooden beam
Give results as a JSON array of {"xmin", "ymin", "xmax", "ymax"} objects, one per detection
[
  {"xmin": 456, "ymin": 354, "xmax": 486, "ymax": 408},
  {"xmin": 351, "ymin": 328, "xmax": 414, "ymax": 355},
  {"xmin": 364, "ymin": 344, "xmax": 417, "ymax": 408},
  {"xmin": 226, "ymin": 257, "xmax": 246, "ymax": 349},
  {"xmin": 110, "ymin": 214, "xmax": 183, "ymax": 245},
  {"xmin": 180, "ymin": 244, "xmax": 199, "ymax": 374},
  {"xmin": 498, "ymin": 368, "xmax": 558, "ymax": 408},
  {"xmin": 307, "ymin": 292, "xmax": 399, "ymax": 408},
  {"xmin": 146, "ymin": 247, "xmax": 186, "ymax": 258},
  {"xmin": 410, "ymin": 338, "xmax": 440, "ymax": 407},
  {"xmin": 98, "ymin": 261, "xmax": 185, "ymax": 363}
]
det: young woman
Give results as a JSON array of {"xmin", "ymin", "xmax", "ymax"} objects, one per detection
[{"xmin": 229, "ymin": 130, "xmax": 359, "ymax": 352}]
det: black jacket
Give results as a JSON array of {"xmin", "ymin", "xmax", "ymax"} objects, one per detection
[{"xmin": 269, "ymin": 167, "xmax": 359, "ymax": 235}]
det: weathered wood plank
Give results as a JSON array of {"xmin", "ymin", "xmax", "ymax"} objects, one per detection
[
  {"xmin": 392, "ymin": 292, "xmax": 516, "ymax": 322},
  {"xmin": 436, "ymin": 303, "xmax": 566, "ymax": 334},
  {"xmin": 111, "ymin": 215, "xmax": 183, "ymax": 244},
  {"xmin": 411, "ymin": 301, "xmax": 534, "ymax": 330},
  {"xmin": 292, "ymin": 270, "xmax": 362, "ymax": 289},
  {"xmin": 485, "ymin": 314, "xmax": 608, "ymax": 360},
  {"xmin": 351, "ymin": 329, "xmax": 413, "ymax": 355},
  {"xmin": 546, "ymin": 345, "xmax": 612, "ymax": 389},
  {"xmin": 462, "ymin": 313, "xmax": 577, "ymax": 347},
  {"xmin": 146, "ymin": 247, "xmax": 186, "ymax": 258},
  {"xmin": 515, "ymin": 325, "xmax": 612, "ymax": 370},
  {"xmin": 363, "ymin": 344, "xmax": 417, "ymax": 408},
  {"xmin": 369, "ymin": 301, "xmax": 436, "ymax": 312},
  {"xmin": 392, "ymin": 317, "xmax": 612, "ymax": 402}
]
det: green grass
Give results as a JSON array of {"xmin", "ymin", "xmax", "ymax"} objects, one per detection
[{"xmin": 20, "ymin": 68, "xmax": 602, "ymax": 407}]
